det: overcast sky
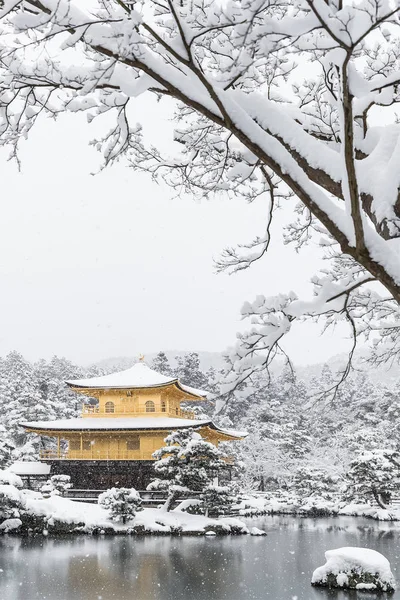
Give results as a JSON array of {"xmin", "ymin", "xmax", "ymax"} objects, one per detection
[{"xmin": 0, "ymin": 95, "xmax": 352, "ymax": 367}]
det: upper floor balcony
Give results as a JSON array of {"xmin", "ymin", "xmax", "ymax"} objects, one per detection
[{"xmin": 81, "ymin": 403, "xmax": 196, "ymax": 420}]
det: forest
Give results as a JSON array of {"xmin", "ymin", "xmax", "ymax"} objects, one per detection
[{"xmin": 1, "ymin": 350, "xmax": 398, "ymax": 507}]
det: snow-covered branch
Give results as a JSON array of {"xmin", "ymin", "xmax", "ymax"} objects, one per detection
[{"xmin": 1, "ymin": 0, "xmax": 400, "ymax": 389}]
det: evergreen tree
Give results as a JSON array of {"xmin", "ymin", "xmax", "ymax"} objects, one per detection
[
  {"xmin": 47, "ymin": 474, "xmax": 72, "ymax": 496},
  {"xmin": 151, "ymin": 352, "xmax": 173, "ymax": 376},
  {"xmin": 174, "ymin": 353, "xmax": 208, "ymax": 390},
  {"xmin": 345, "ymin": 450, "xmax": 400, "ymax": 509},
  {"xmin": 33, "ymin": 356, "xmax": 85, "ymax": 420},
  {"xmin": 199, "ymin": 483, "xmax": 236, "ymax": 517},
  {"xmin": 148, "ymin": 428, "xmax": 231, "ymax": 511},
  {"xmin": 98, "ymin": 487, "xmax": 142, "ymax": 523},
  {"xmin": 174, "ymin": 352, "xmax": 212, "ymax": 417},
  {"xmin": 2, "ymin": 352, "xmax": 52, "ymax": 446}
]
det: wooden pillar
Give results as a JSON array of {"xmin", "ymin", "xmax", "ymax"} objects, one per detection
[
  {"xmin": 57, "ymin": 436, "xmax": 60, "ymax": 459},
  {"xmin": 80, "ymin": 433, "xmax": 83, "ymax": 458}
]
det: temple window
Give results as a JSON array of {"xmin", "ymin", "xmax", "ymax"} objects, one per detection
[
  {"xmin": 127, "ymin": 437, "xmax": 140, "ymax": 451},
  {"xmin": 82, "ymin": 440, "xmax": 91, "ymax": 451},
  {"xmin": 161, "ymin": 401, "xmax": 166, "ymax": 413},
  {"xmin": 69, "ymin": 440, "xmax": 80, "ymax": 451},
  {"xmin": 105, "ymin": 401, "xmax": 115, "ymax": 413},
  {"xmin": 145, "ymin": 400, "xmax": 155, "ymax": 413}
]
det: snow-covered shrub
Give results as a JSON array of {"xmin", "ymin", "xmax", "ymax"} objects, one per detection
[
  {"xmin": 148, "ymin": 429, "xmax": 233, "ymax": 512},
  {"xmin": 344, "ymin": 450, "xmax": 400, "ymax": 509},
  {"xmin": 291, "ymin": 466, "xmax": 341, "ymax": 501},
  {"xmin": 0, "ymin": 469, "xmax": 25, "ymax": 524},
  {"xmin": 98, "ymin": 488, "xmax": 142, "ymax": 524},
  {"xmin": 0, "ymin": 470, "xmax": 23, "ymax": 489},
  {"xmin": 199, "ymin": 484, "xmax": 236, "ymax": 517},
  {"xmin": 12, "ymin": 440, "xmax": 39, "ymax": 463},
  {"xmin": 49, "ymin": 475, "xmax": 72, "ymax": 496},
  {"xmin": 40, "ymin": 475, "xmax": 72, "ymax": 498},
  {"xmin": 40, "ymin": 482, "xmax": 53, "ymax": 499}
]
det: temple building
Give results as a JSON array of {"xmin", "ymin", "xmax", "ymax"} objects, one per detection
[{"xmin": 20, "ymin": 361, "xmax": 245, "ymax": 489}]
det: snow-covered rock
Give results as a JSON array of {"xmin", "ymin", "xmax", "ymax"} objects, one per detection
[
  {"xmin": 250, "ymin": 527, "xmax": 267, "ymax": 536},
  {"xmin": 0, "ymin": 518, "xmax": 22, "ymax": 532},
  {"xmin": 312, "ymin": 547, "xmax": 396, "ymax": 592}
]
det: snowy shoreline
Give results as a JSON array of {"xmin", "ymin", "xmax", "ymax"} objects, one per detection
[
  {"xmin": 1, "ymin": 484, "xmax": 254, "ymax": 536},
  {"xmin": 234, "ymin": 495, "xmax": 400, "ymax": 522}
]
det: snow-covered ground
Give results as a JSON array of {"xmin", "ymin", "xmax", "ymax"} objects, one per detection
[
  {"xmin": 234, "ymin": 493, "xmax": 400, "ymax": 521},
  {"xmin": 1, "ymin": 485, "xmax": 252, "ymax": 535}
]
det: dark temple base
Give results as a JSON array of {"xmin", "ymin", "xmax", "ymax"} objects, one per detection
[{"xmin": 47, "ymin": 460, "xmax": 155, "ymax": 490}]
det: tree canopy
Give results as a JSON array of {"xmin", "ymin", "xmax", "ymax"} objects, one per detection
[{"xmin": 1, "ymin": 0, "xmax": 400, "ymax": 388}]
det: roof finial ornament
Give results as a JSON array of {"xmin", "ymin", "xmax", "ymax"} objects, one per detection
[{"xmin": 138, "ymin": 354, "xmax": 145, "ymax": 362}]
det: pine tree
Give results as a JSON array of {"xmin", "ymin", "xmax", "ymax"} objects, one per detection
[
  {"xmin": 174, "ymin": 352, "xmax": 212, "ymax": 417},
  {"xmin": 345, "ymin": 450, "xmax": 400, "ymax": 509},
  {"xmin": 151, "ymin": 352, "xmax": 173, "ymax": 376},
  {"xmin": 2, "ymin": 352, "xmax": 52, "ymax": 446},
  {"xmin": 200, "ymin": 483, "xmax": 236, "ymax": 517},
  {"xmin": 174, "ymin": 353, "xmax": 208, "ymax": 390},
  {"xmin": 98, "ymin": 487, "xmax": 142, "ymax": 523},
  {"xmin": 148, "ymin": 428, "xmax": 231, "ymax": 511},
  {"xmin": 33, "ymin": 356, "xmax": 85, "ymax": 420}
]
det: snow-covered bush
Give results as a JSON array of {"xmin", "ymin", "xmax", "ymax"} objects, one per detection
[
  {"xmin": 199, "ymin": 484, "xmax": 236, "ymax": 517},
  {"xmin": 0, "ymin": 470, "xmax": 23, "ymax": 489},
  {"xmin": 148, "ymin": 429, "xmax": 233, "ymax": 512},
  {"xmin": 40, "ymin": 482, "xmax": 53, "ymax": 499},
  {"xmin": 98, "ymin": 488, "xmax": 142, "ymax": 524},
  {"xmin": 291, "ymin": 466, "xmax": 341, "ymax": 501},
  {"xmin": 344, "ymin": 450, "xmax": 400, "ymax": 509},
  {"xmin": 12, "ymin": 440, "xmax": 38, "ymax": 463},
  {"xmin": 49, "ymin": 475, "xmax": 72, "ymax": 497},
  {"xmin": 0, "ymin": 468, "xmax": 25, "ymax": 524}
]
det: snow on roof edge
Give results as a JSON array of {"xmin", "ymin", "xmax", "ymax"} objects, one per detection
[
  {"xmin": 66, "ymin": 362, "xmax": 208, "ymax": 398},
  {"xmin": 7, "ymin": 461, "xmax": 51, "ymax": 475},
  {"xmin": 20, "ymin": 417, "xmax": 245, "ymax": 438}
]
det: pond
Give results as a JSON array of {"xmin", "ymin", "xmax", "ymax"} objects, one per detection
[{"xmin": 0, "ymin": 516, "xmax": 399, "ymax": 600}]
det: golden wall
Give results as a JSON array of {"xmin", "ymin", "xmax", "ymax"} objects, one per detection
[{"xmin": 65, "ymin": 431, "xmax": 167, "ymax": 460}]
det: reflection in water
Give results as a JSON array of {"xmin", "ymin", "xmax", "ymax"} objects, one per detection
[{"xmin": 0, "ymin": 516, "xmax": 399, "ymax": 600}]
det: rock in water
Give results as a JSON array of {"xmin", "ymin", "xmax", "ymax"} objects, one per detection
[
  {"xmin": 250, "ymin": 527, "xmax": 267, "ymax": 536},
  {"xmin": 312, "ymin": 547, "xmax": 396, "ymax": 592}
]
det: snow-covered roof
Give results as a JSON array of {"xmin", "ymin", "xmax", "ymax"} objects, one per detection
[
  {"xmin": 20, "ymin": 417, "xmax": 246, "ymax": 439},
  {"xmin": 7, "ymin": 461, "xmax": 51, "ymax": 476},
  {"xmin": 66, "ymin": 362, "xmax": 208, "ymax": 398}
]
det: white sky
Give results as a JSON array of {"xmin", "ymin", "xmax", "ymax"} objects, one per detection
[{"xmin": 0, "ymin": 95, "xmax": 351, "ymax": 366}]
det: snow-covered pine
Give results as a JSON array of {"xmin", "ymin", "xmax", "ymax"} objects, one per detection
[
  {"xmin": 199, "ymin": 483, "xmax": 237, "ymax": 517},
  {"xmin": 148, "ymin": 428, "xmax": 232, "ymax": 512},
  {"xmin": 151, "ymin": 352, "xmax": 174, "ymax": 377},
  {"xmin": 344, "ymin": 449, "xmax": 400, "ymax": 509},
  {"xmin": 49, "ymin": 474, "xmax": 72, "ymax": 497},
  {"xmin": 174, "ymin": 352, "xmax": 213, "ymax": 417},
  {"xmin": 1, "ymin": 1, "xmax": 400, "ymax": 393},
  {"xmin": 1, "ymin": 352, "xmax": 51, "ymax": 448},
  {"xmin": 98, "ymin": 487, "xmax": 142, "ymax": 524}
]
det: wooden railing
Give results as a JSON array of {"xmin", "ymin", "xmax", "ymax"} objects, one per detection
[
  {"xmin": 81, "ymin": 405, "xmax": 196, "ymax": 419},
  {"xmin": 40, "ymin": 449, "xmax": 149, "ymax": 461},
  {"xmin": 40, "ymin": 450, "xmax": 234, "ymax": 463},
  {"xmin": 64, "ymin": 489, "xmax": 202, "ymax": 506}
]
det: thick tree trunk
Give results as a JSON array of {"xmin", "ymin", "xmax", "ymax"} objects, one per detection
[
  {"xmin": 163, "ymin": 490, "xmax": 179, "ymax": 512},
  {"xmin": 372, "ymin": 489, "xmax": 388, "ymax": 510}
]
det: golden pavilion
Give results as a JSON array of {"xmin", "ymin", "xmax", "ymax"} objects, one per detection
[{"xmin": 21, "ymin": 361, "xmax": 245, "ymax": 489}]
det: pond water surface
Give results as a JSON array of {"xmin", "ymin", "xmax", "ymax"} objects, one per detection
[{"xmin": 0, "ymin": 516, "xmax": 400, "ymax": 600}]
